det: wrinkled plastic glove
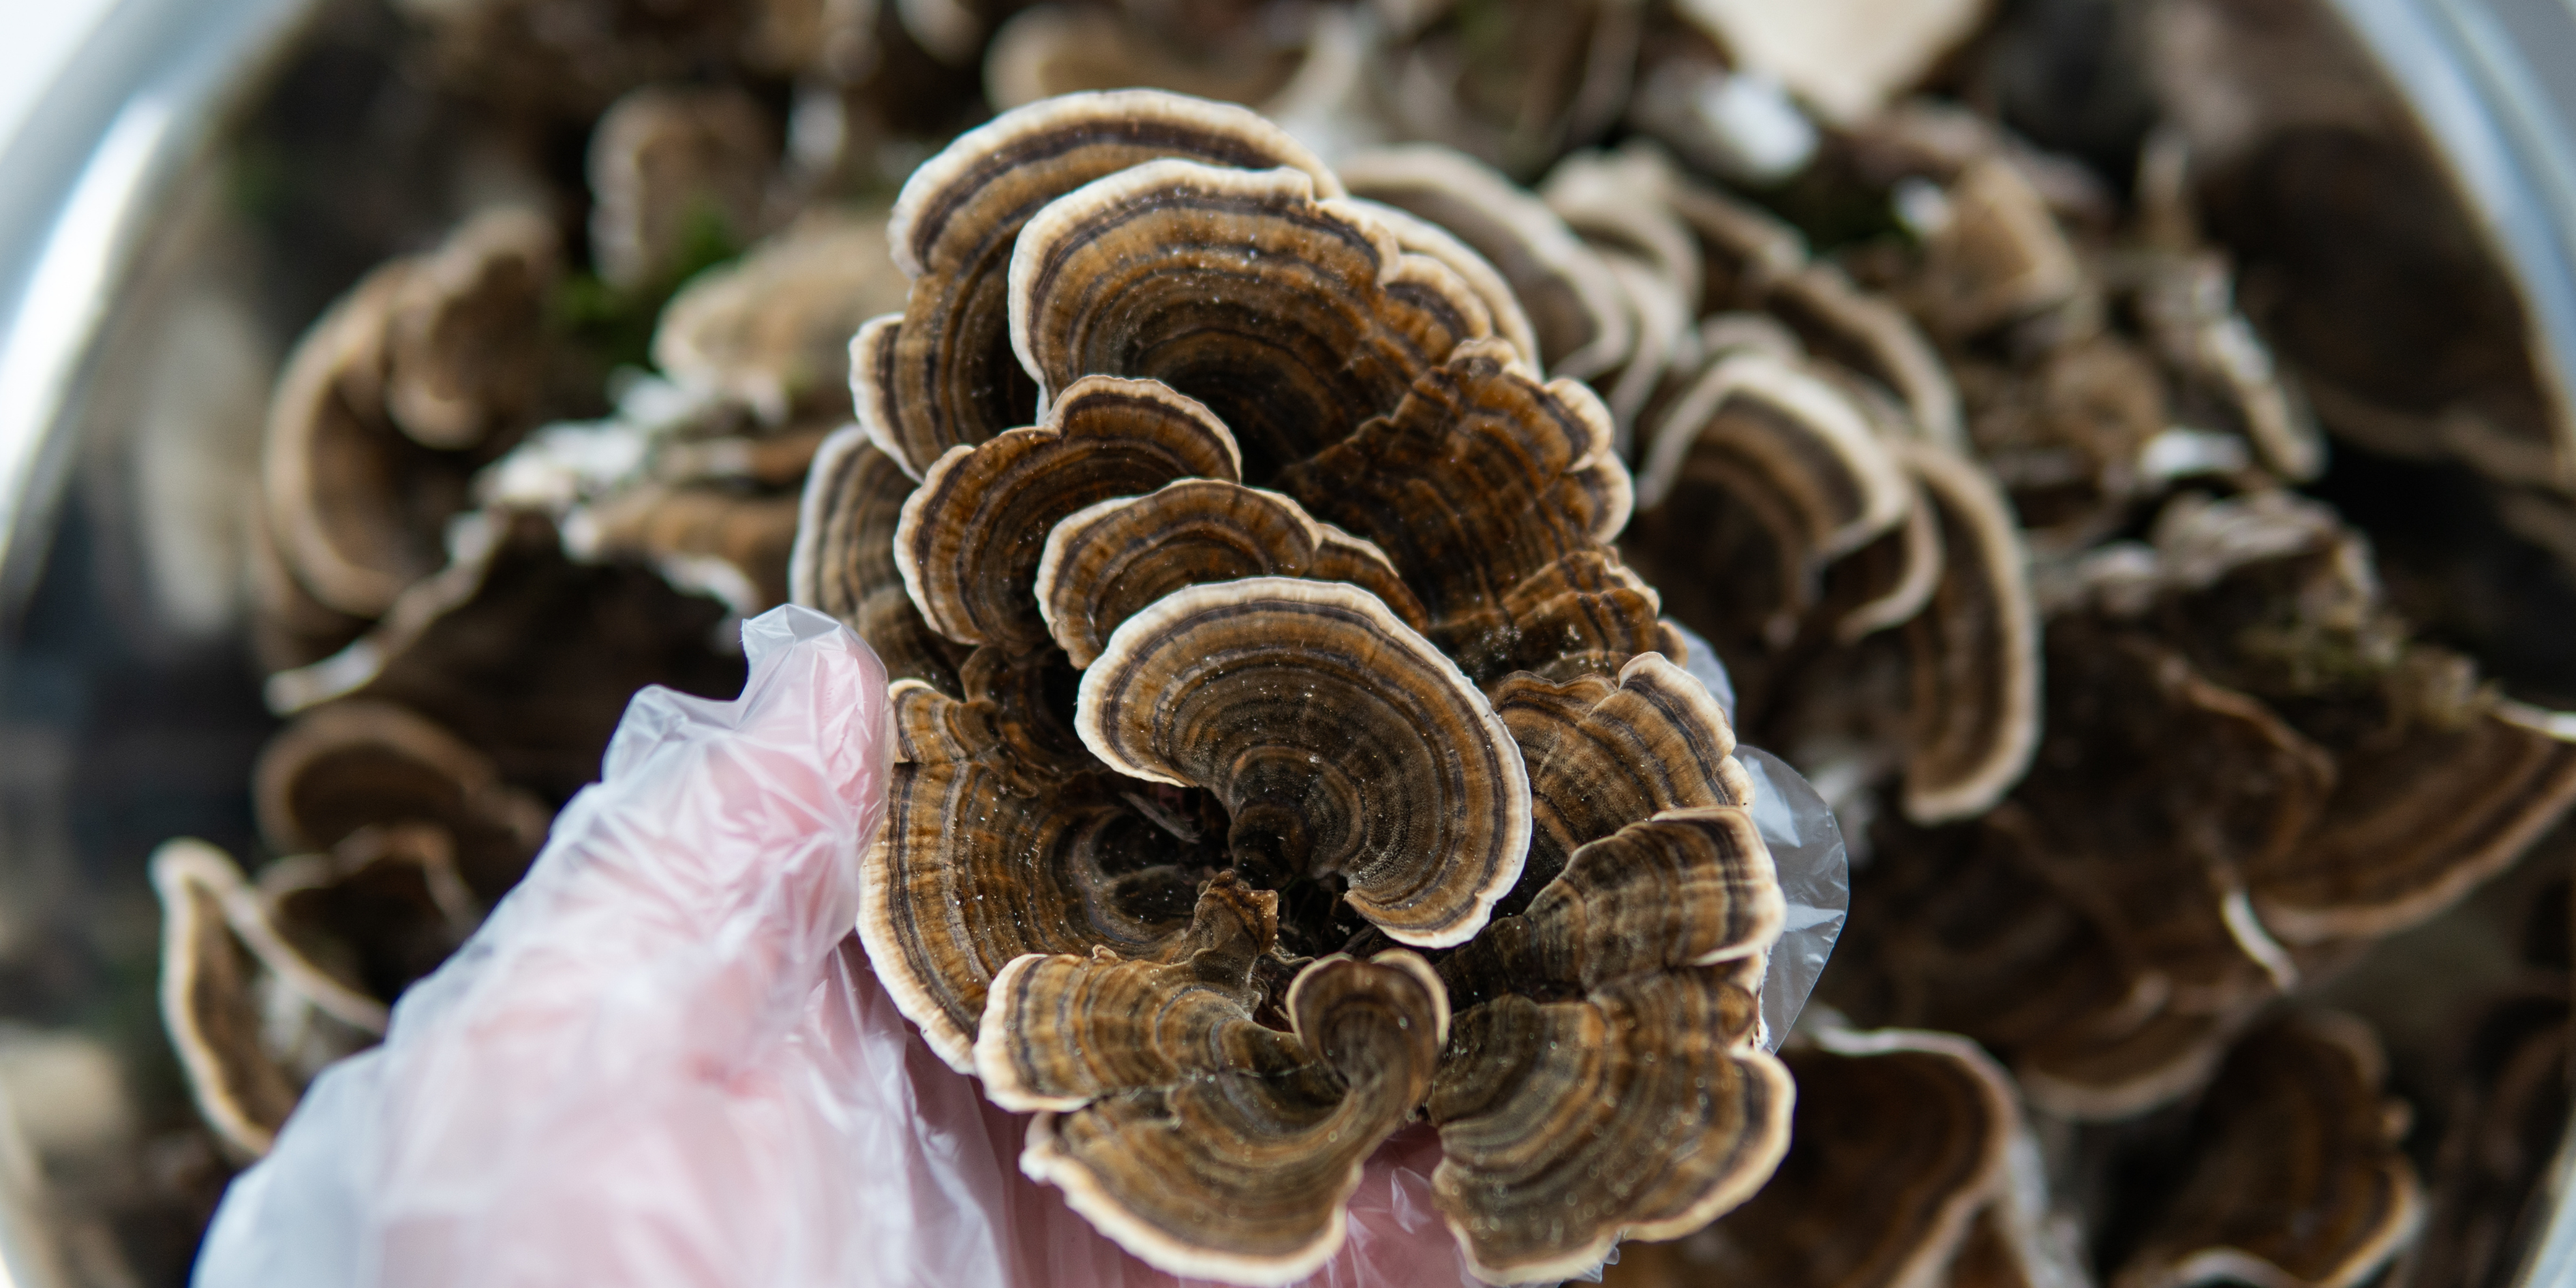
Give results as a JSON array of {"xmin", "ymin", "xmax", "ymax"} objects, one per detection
[{"xmin": 194, "ymin": 605, "xmax": 1476, "ymax": 1288}]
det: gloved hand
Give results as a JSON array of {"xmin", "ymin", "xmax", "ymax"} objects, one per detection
[{"xmin": 192, "ymin": 605, "xmax": 1475, "ymax": 1288}]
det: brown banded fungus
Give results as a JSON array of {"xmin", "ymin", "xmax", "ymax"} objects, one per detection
[
  {"xmin": 264, "ymin": 510, "xmax": 746, "ymax": 801},
  {"xmin": 978, "ymin": 876, "xmax": 1450, "ymax": 1284},
  {"xmin": 154, "ymin": 840, "xmax": 392, "ymax": 1159},
  {"xmin": 2113, "ymin": 1013, "xmax": 2422, "ymax": 1288},
  {"xmin": 260, "ymin": 209, "xmax": 564, "ymax": 641},
  {"xmin": 895, "ymin": 375, "xmax": 1242, "ymax": 649},
  {"xmin": 855, "ymin": 90, "xmax": 1341, "ymax": 478},
  {"xmin": 493, "ymin": 207, "xmax": 911, "ymax": 619},
  {"xmin": 1626, "ymin": 1024, "xmax": 2038, "ymax": 1288},
  {"xmin": 1036, "ymin": 480, "xmax": 1425, "ymax": 669},
  {"xmin": 1075, "ymin": 577, "xmax": 1529, "ymax": 946},
  {"xmin": 802, "ymin": 88, "xmax": 1794, "ymax": 1278},
  {"xmin": 1340, "ymin": 145, "xmax": 1633, "ymax": 381},
  {"xmin": 1008, "ymin": 158, "xmax": 1494, "ymax": 480},
  {"xmin": 1626, "ymin": 342, "xmax": 2038, "ymax": 826},
  {"xmin": 254, "ymin": 698, "xmax": 552, "ymax": 906},
  {"xmin": 1833, "ymin": 491, "xmax": 2576, "ymax": 1119},
  {"xmin": 159, "ymin": 696, "xmax": 570, "ymax": 1156},
  {"xmin": 791, "ymin": 427, "xmax": 972, "ymax": 692}
]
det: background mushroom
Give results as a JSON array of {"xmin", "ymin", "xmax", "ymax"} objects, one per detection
[
  {"xmin": 1603, "ymin": 1022, "xmax": 2085, "ymax": 1288},
  {"xmin": 2112, "ymin": 1011, "xmax": 2421, "ymax": 1288},
  {"xmin": 256, "ymin": 207, "xmax": 566, "ymax": 665}
]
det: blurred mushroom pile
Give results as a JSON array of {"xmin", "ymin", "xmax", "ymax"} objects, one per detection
[{"xmin": 135, "ymin": 0, "xmax": 2576, "ymax": 1284}]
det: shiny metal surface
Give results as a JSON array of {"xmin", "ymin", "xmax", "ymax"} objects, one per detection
[{"xmin": 0, "ymin": 0, "xmax": 312, "ymax": 622}]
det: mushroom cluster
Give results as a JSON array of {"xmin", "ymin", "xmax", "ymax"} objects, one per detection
[
  {"xmin": 134, "ymin": 2, "xmax": 2576, "ymax": 1284},
  {"xmin": 155, "ymin": 700, "xmax": 551, "ymax": 1156},
  {"xmin": 796, "ymin": 89, "xmax": 1791, "ymax": 1284}
]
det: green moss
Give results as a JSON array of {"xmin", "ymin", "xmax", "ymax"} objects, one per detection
[{"xmin": 551, "ymin": 199, "xmax": 747, "ymax": 371}]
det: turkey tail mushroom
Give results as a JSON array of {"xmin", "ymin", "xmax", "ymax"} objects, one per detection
[
  {"xmin": 153, "ymin": 840, "xmax": 390, "ymax": 1159},
  {"xmin": 2113, "ymin": 1013, "xmax": 2422, "ymax": 1288},
  {"xmin": 790, "ymin": 427, "xmax": 970, "ymax": 692},
  {"xmin": 859, "ymin": 90, "xmax": 1340, "ymax": 476},
  {"xmin": 1683, "ymin": 1026, "xmax": 2026, "ymax": 1288},
  {"xmin": 1035, "ymin": 479, "xmax": 1426, "ymax": 669},
  {"xmin": 1008, "ymin": 158, "xmax": 1490, "ymax": 480},
  {"xmin": 1075, "ymin": 577, "xmax": 1531, "ymax": 947},
  {"xmin": 1895, "ymin": 442, "xmax": 2040, "ymax": 825},
  {"xmin": 894, "ymin": 374, "xmax": 1242, "ymax": 648},
  {"xmin": 984, "ymin": 878, "xmax": 1449, "ymax": 1285},
  {"xmin": 1339, "ymin": 144, "xmax": 1633, "ymax": 381}
]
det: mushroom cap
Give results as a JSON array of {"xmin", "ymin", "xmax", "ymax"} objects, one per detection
[
  {"xmin": 1653, "ymin": 162, "xmax": 1811, "ymax": 316},
  {"xmin": 895, "ymin": 374, "xmax": 1242, "ymax": 649},
  {"xmin": 1850, "ymin": 797, "xmax": 2263, "ymax": 1122},
  {"xmin": 1629, "ymin": 345, "xmax": 1925, "ymax": 661},
  {"xmin": 1345, "ymin": 196, "xmax": 1544, "ymax": 369},
  {"xmin": 2006, "ymin": 624, "xmax": 2328, "ymax": 1003},
  {"xmin": 1009, "ymin": 158, "xmax": 1491, "ymax": 480},
  {"xmin": 1896, "ymin": 440, "xmax": 2040, "ymax": 823},
  {"xmin": 860, "ymin": 673, "xmax": 1212, "ymax": 1071},
  {"xmin": 1827, "ymin": 474, "xmax": 1945, "ymax": 645},
  {"xmin": 262, "ymin": 262, "xmax": 467, "ymax": 619},
  {"xmin": 2070, "ymin": 490, "xmax": 2576, "ymax": 944},
  {"xmin": 2406, "ymin": 983, "xmax": 2572, "ymax": 1288},
  {"xmin": 262, "ymin": 511, "xmax": 746, "ymax": 800},
  {"xmin": 1430, "ymin": 960, "xmax": 1793, "ymax": 1285},
  {"xmin": 975, "ymin": 872, "xmax": 1301, "ymax": 1112},
  {"xmin": 382, "ymin": 206, "xmax": 562, "ymax": 452},
  {"xmin": 1687, "ymin": 1026, "xmax": 2022, "ymax": 1288},
  {"xmin": 789, "ymin": 427, "xmax": 970, "ymax": 692},
  {"xmin": 1270, "ymin": 341, "xmax": 1647, "ymax": 681},
  {"xmin": 260, "ymin": 821, "xmax": 484, "ymax": 1005},
  {"xmin": 1539, "ymin": 145, "xmax": 1708, "ymax": 321},
  {"xmin": 1908, "ymin": 156, "xmax": 2088, "ymax": 339},
  {"xmin": 1008, "ymin": 930, "xmax": 1450, "ymax": 1284},
  {"xmin": 2248, "ymin": 697, "xmax": 2576, "ymax": 944},
  {"xmin": 254, "ymin": 699, "xmax": 552, "ymax": 906},
  {"xmin": 585, "ymin": 84, "xmax": 776, "ymax": 292},
  {"xmin": 1958, "ymin": 335, "xmax": 2170, "ymax": 549},
  {"xmin": 1636, "ymin": 350, "xmax": 1913, "ymax": 560},
  {"xmin": 1075, "ymin": 577, "xmax": 1530, "ymax": 947},
  {"xmin": 1035, "ymin": 479, "xmax": 1426, "ymax": 669},
  {"xmin": 806, "ymin": 85, "xmax": 1848, "ymax": 1268},
  {"xmin": 248, "ymin": 493, "xmax": 373, "ymax": 672},
  {"xmin": 1426, "ymin": 801, "xmax": 1791, "ymax": 1281},
  {"xmin": 1766, "ymin": 262, "xmax": 1967, "ymax": 450},
  {"xmin": 1843, "ymin": 608, "xmax": 2341, "ymax": 1122},
  {"xmin": 863, "ymin": 89, "xmax": 1340, "ymax": 475},
  {"xmin": 259, "ymin": 207, "xmax": 567, "ymax": 621},
  {"xmin": 152, "ymin": 840, "xmax": 388, "ymax": 1159},
  {"xmin": 1489, "ymin": 651, "xmax": 1753, "ymax": 911},
  {"xmin": 2113, "ymin": 1012, "xmax": 2422, "ymax": 1288},
  {"xmin": 651, "ymin": 211, "xmax": 910, "ymax": 425},
  {"xmin": 1446, "ymin": 807, "xmax": 1784, "ymax": 1006},
  {"xmin": 1339, "ymin": 144, "xmax": 1634, "ymax": 380},
  {"xmin": 1379, "ymin": 0, "xmax": 1644, "ymax": 179}
]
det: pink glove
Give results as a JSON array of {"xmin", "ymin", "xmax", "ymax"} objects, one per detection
[{"xmin": 193, "ymin": 606, "xmax": 1476, "ymax": 1288}]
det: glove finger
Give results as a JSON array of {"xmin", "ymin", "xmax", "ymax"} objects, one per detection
[{"xmin": 415, "ymin": 605, "xmax": 888, "ymax": 1060}]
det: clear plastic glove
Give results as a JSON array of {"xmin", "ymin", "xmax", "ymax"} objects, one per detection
[{"xmin": 192, "ymin": 605, "xmax": 1475, "ymax": 1288}]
